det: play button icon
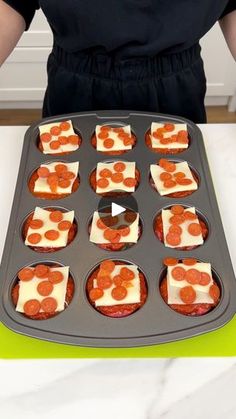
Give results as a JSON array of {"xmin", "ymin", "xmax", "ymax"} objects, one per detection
[
  {"xmin": 98, "ymin": 195, "xmax": 138, "ymax": 229},
  {"xmin": 111, "ymin": 203, "xmax": 126, "ymax": 217}
]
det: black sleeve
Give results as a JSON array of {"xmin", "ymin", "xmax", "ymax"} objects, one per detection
[
  {"xmin": 3, "ymin": 0, "xmax": 40, "ymax": 30},
  {"xmin": 220, "ymin": 0, "xmax": 236, "ymax": 18}
]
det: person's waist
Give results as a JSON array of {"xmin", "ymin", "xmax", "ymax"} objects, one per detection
[{"xmin": 51, "ymin": 43, "xmax": 201, "ymax": 79}]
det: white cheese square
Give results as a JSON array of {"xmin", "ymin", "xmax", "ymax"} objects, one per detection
[
  {"xmin": 94, "ymin": 265, "xmax": 141, "ymax": 307},
  {"xmin": 95, "ymin": 125, "xmax": 132, "ymax": 151},
  {"xmin": 150, "ymin": 161, "xmax": 197, "ymax": 196},
  {"xmin": 39, "ymin": 120, "xmax": 79, "ymax": 154},
  {"xmin": 16, "ymin": 266, "xmax": 69, "ymax": 312},
  {"xmin": 89, "ymin": 211, "xmax": 139, "ymax": 243},
  {"xmin": 34, "ymin": 162, "xmax": 79, "ymax": 194},
  {"xmin": 162, "ymin": 207, "xmax": 204, "ymax": 248},
  {"xmin": 151, "ymin": 122, "xmax": 188, "ymax": 149},
  {"xmin": 167, "ymin": 263, "xmax": 214, "ymax": 305},
  {"xmin": 96, "ymin": 161, "xmax": 136, "ymax": 193},
  {"xmin": 25, "ymin": 207, "xmax": 74, "ymax": 248}
]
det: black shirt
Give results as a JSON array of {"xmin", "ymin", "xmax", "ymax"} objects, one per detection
[{"xmin": 4, "ymin": 0, "xmax": 236, "ymax": 58}]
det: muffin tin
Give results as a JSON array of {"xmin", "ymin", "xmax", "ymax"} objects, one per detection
[{"xmin": 0, "ymin": 110, "xmax": 236, "ymax": 347}]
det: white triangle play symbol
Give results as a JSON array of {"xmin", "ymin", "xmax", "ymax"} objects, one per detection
[{"xmin": 111, "ymin": 202, "xmax": 126, "ymax": 217}]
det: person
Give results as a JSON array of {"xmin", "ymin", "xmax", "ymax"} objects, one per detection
[{"xmin": 0, "ymin": 0, "xmax": 235, "ymax": 123}]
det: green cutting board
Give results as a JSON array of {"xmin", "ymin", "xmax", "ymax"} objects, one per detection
[{"xmin": 1, "ymin": 316, "xmax": 236, "ymax": 358}]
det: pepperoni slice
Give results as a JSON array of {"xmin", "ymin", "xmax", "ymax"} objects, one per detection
[
  {"xmin": 170, "ymin": 205, "xmax": 184, "ymax": 215},
  {"xmin": 179, "ymin": 286, "xmax": 196, "ymax": 304},
  {"xmin": 113, "ymin": 275, "xmax": 123, "ymax": 286},
  {"xmin": 103, "ymin": 138, "xmax": 114, "ymax": 149},
  {"xmin": 97, "ymin": 178, "xmax": 109, "ymax": 189},
  {"xmin": 199, "ymin": 272, "xmax": 211, "ymax": 286},
  {"xmin": 176, "ymin": 178, "xmax": 193, "ymax": 185},
  {"xmin": 153, "ymin": 131, "xmax": 163, "ymax": 139},
  {"xmin": 100, "ymin": 125, "xmax": 110, "ymax": 132},
  {"xmin": 166, "ymin": 232, "xmax": 181, "ymax": 246},
  {"xmin": 169, "ymin": 224, "xmax": 182, "ymax": 235},
  {"xmin": 41, "ymin": 297, "xmax": 58, "ymax": 313},
  {"xmin": 159, "ymin": 158, "xmax": 169, "ymax": 169},
  {"xmin": 172, "ymin": 266, "xmax": 186, "ymax": 281},
  {"xmin": 60, "ymin": 171, "xmax": 75, "ymax": 180},
  {"xmin": 123, "ymin": 177, "xmax": 136, "ymax": 187},
  {"xmin": 111, "ymin": 172, "xmax": 124, "ymax": 183},
  {"xmin": 49, "ymin": 210, "xmax": 63, "ymax": 223},
  {"xmin": 160, "ymin": 172, "xmax": 172, "ymax": 181},
  {"xmin": 58, "ymin": 136, "xmax": 69, "ymax": 145},
  {"xmin": 23, "ymin": 299, "xmax": 41, "ymax": 316},
  {"xmin": 68, "ymin": 135, "xmax": 79, "ymax": 145},
  {"xmin": 58, "ymin": 179, "xmax": 71, "ymax": 188},
  {"xmin": 48, "ymin": 270, "xmax": 64, "ymax": 284},
  {"xmin": 98, "ymin": 131, "xmax": 109, "ymax": 139},
  {"xmin": 37, "ymin": 280, "xmax": 53, "ymax": 296},
  {"xmin": 103, "ymin": 228, "xmax": 121, "ymax": 243},
  {"xmin": 50, "ymin": 140, "xmax": 61, "ymax": 150},
  {"xmin": 182, "ymin": 258, "xmax": 197, "ymax": 266},
  {"xmin": 183, "ymin": 211, "xmax": 198, "ymax": 220},
  {"xmin": 55, "ymin": 164, "xmax": 68, "ymax": 174},
  {"xmin": 50, "ymin": 126, "xmax": 62, "ymax": 136},
  {"xmin": 163, "ymin": 179, "xmax": 177, "ymax": 189},
  {"xmin": 164, "ymin": 123, "xmax": 175, "ymax": 132},
  {"xmin": 113, "ymin": 162, "xmax": 126, "ymax": 172},
  {"xmin": 124, "ymin": 212, "xmax": 137, "ymax": 223},
  {"xmin": 111, "ymin": 286, "xmax": 128, "ymax": 301},
  {"xmin": 97, "ymin": 275, "xmax": 112, "ymax": 290},
  {"xmin": 169, "ymin": 214, "xmax": 185, "ymax": 225},
  {"xmin": 163, "ymin": 257, "xmax": 178, "ymax": 266},
  {"xmin": 58, "ymin": 220, "xmax": 72, "ymax": 231},
  {"xmin": 118, "ymin": 225, "xmax": 131, "ymax": 237},
  {"xmin": 160, "ymin": 137, "xmax": 171, "ymax": 145},
  {"xmin": 185, "ymin": 268, "xmax": 201, "ymax": 285},
  {"xmin": 37, "ymin": 167, "xmax": 50, "ymax": 178},
  {"xmin": 29, "ymin": 219, "xmax": 44, "ymax": 229},
  {"xmin": 120, "ymin": 267, "xmax": 135, "ymax": 280},
  {"xmin": 27, "ymin": 233, "xmax": 42, "ymax": 244},
  {"xmin": 47, "ymin": 173, "xmax": 58, "ymax": 185},
  {"xmin": 59, "ymin": 121, "xmax": 71, "ymax": 131},
  {"xmin": 18, "ymin": 267, "xmax": 34, "ymax": 281},
  {"xmin": 45, "ymin": 230, "xmax": 60, "ymax": 241},
  {"xmin": 100, "ymin": 260, "xmax": 116, "ymax": 273},
  {"xmin": 99, "ymin": 168, "xmax": 112, "ymax": 178},
  {"xmin": 40, "ymin": 132, "xmax": 52, "ymax": 143},
  {"xmin": 114, "ymin": 127, "xmax": 125, "ymax": 134},
  {"xmin": 89, "ymin": 288, "xmax": 104, "ymax": 301},
  {"xmin": 188, "ymin": 223, "xmax": 202, "ymax": 236},
  {"xmin": 123, "ymin": 136, "xmax": 134, "ymax": 146},
  {"xmin": 35, "ymin": 264, "xmax": 49, "ymax": 278},
  {"xmin": 209, "ymin": 284, "xmax": 220, "ymax": 302},
  {"xmin": 173, "ymin": 172, "xmax": 185, "ymax": 179},
  {"xmin": 96, "ymin": 218, "xmax": 106, "ymax": 230}
]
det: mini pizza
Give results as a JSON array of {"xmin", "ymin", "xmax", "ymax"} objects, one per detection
[
  {"xmin": 146, "ymin": 122, "xmax": 189, "ymax": 154},
  {"xmin": 38, "ymin": 120, "xmax": 81, "ymax": 155},
  {"xmin": 150, "ymin": 158, "xmax": 198, "ymax": 197},
  {"xmin": 23, "ymin": 207, "xmax": 77, "ymax": 252},
  {"xmin": 89, "ymin": 210, "xmax": 140, "ymax": 251},
  {"xmin": 154, "ymin": 205, "xmax": 208, "ymax": 250},
  {"xmin": 90, "ymin": 161, "xmax": 139, "ymax": 196},
  {"xmin": 160, "ymin": 258, "xmax": 220, "ymax": 316},
  {"xmin": 29, "ymin": 162, "xmax": 79, "ymax": 199},
  {"xmin": 87, "ymin": 260, "xmax": 148, "ymax": 317},
  {"xmin": 91, "ymin": 125, "xmax": 136, "ymax": 155},
  {"xmin": 12, "ymin": 264, "xmax": 74, "ymax": 320}
]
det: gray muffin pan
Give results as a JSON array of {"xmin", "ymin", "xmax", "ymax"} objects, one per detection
[{"xmin": 0, "ymin": 110, "xmax": 236, "ymax": 347}]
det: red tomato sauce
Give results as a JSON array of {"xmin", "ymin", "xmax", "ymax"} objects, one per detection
[
  {"xmin": 145, "ymin": 130, "xmax": 189, "ymax": 154},
  {"xmin": 86, "ymin": 262, "xmax": 148, "ymax": 318},
  {"xmin": 90, "ymin": 168, "xmax": 140, "ymax": 197},
  {"xmin": 150, "ymin": 168, "xmax": 199, "ymax": 198},
  {"xmin": 12, "ymin": 277, "xmax": 74, "ymax": 320},
  {"xmin": 22, "ymin": 209, "xmax": 77, "ymax": 253},
  {"xmin": 38, "ymin": 135, "xmax": 82, "ymax": 155},
  {"xmin": 28, "ymin": 170, "xmax": 80, "ymax": 200},
  {"xmin": 91, "ymin": 132, "xmax": 137, "ymax": 155},
  {"xmin": 160, "ymin": 276, "xmax": 220, "ymax": 316},
  {"xmin": 154, "ymin": 213, "xmax": 208, "ymax": 250}
]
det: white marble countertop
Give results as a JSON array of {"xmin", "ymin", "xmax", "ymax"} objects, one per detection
[{"xmin": 0, "ymin": 124, "xmax": 236, "ymax": 418}]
